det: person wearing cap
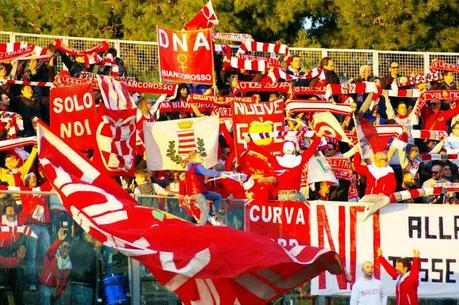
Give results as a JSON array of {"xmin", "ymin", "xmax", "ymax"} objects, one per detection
[{"xmin": 275, "ymin": 133, "xmax": 322, "ymax": 201}]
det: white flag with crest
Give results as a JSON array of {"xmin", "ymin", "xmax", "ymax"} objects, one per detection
[{"xmin": 144, "ymin": 116, "xmax": 219, "ymax": 170}]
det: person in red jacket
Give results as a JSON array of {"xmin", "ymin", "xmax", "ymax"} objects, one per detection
[
  {"xmin": 39, "ymin": 227, "xmax": 72, "ymax": 305},
  {"xmin": 377, "ymin": 248, "xmax": 420, "ymax": 305},
  {"xmin": 275, "ymin": 134, "xmax": 321, "ymax": 201},
  {"xmin": 184, "ymin": 151, "xmax": 229, "ymax": 225},
  {"xmin": 353, "ymin": 150, "xmax": 397, "ymax": 221}
]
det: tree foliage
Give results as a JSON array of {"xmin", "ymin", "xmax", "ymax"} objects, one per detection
[{"xmin": 0, "ymin": 0, "xmax": 457, "ymax": 51}]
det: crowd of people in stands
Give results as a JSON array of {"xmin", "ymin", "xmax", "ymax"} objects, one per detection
[{"xmin": 0, "ymin": 37, "xmax": 457, "ymax": 305}]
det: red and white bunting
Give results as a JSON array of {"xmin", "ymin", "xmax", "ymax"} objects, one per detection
[
  {"xmin": 382, "ymin": 89, "xmax": 421, "ymax": 98},
  {"xmin": 0, "ymin": 225, "xmax": 37, "ymax": 238},
  {"xmin": 0, "ymin": 79, "xmax": 54, "ymax": 87},
  {"xmin": 410, "ymin": 129, "xmax": 448, "ymax": 141},
  {"xmin": 287, "ymin": 100, "xmax": 352, "ymax": 116},
  {"xmin": 389, "ymin": 187, "xmax": 443, "ymax": 202},
  {"xmin": 421, "ymin": 154, "xmax": 459, "ymax": 161},
  {"xmin": 0, "ymin": 136, "xmax": 36, "ymax": 151},
  {"xmin": 0, "ymin": 42, "xmax": 47, "ymax": 62}
]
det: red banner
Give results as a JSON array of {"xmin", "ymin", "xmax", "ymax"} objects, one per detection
[
  {"xmin": 157, "ymin": 26, "xmax": 214, "ymax": 85},
  {"xmin": 245, "ymin": 200, "xmax": 311, "ymax": 246},
  {"xmin": 231, "ymin": 99, "xmax": 285, "ymax": 160},
  {"xmin": 54, "ymin": 71, "xmax": 177, "ymax": 95},
  {"xmin": 50, "ymin": 83, "xmax": 97, "ymax": 151}
]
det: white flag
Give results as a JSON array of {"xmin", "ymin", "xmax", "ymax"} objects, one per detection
[{"xmin": 144, "ymin": 116, "xmax": 219, "ymax": 171}]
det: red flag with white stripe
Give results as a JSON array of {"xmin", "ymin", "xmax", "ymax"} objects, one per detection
[
  {"xmin": 94, "ymin": 76, "xmax": 137, "ymax": 176},
  {"xmin": 0, "ymin": 42, "xmax": 47, "ymax": 62},
  {"xmin": 183, "ymin": 1, "xmax": 219, "ymax": 30},
  {"xmin": 37, "ymin": 120, "xmax": 344, "ymax": 305}
]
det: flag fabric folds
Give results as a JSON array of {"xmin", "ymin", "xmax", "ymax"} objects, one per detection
[
  {"xmin": 184, "ymin": 1, "xmax": 219, "ymax": 30},
  {"xmin": 37, "ymin": 121, "xmax": 343, "ymax": 305}
]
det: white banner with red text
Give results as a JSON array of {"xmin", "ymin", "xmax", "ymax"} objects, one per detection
[
  {"xmin": 244, "ymin": 200, "xmax": 459, "ymax": 298},
  {"xmin": 309, "ymin": 202, "xmax": 459, "ymax": 298}
]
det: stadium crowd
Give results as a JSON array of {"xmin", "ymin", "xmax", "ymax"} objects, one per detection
[{"xmin": 0, "ymin": 37, "xmax": 457, "ymax": 305}]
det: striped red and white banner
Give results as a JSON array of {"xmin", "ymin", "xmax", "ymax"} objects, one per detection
[
  {"xmin": 389, "ymin": 186, "xmax": 443, "ymax": 202},
  {"xmin": 246, "ymin": 129, "xmax": 315, "ymax": 143},
  {"xmin": 421, "ymin": 154, "xmax": 459, "ymax": 161},
  {"xmin": 382, "ymin": 89, "xmax": 421, "ymax": 98},
  {"xmin": 0, "ymin": 42, "xmax": 47, "ymax": 62},
  {"xmin": 0, "ymin": 79, "xmax": 54, "ymax": 87},
  {"xmin": 0, "ymin": 136, "xmax": 37, "ymax": 151},
  {"xmin": 287, "ymin": 100, "xmax": 352, "ymax": 116},
  {"xmin": 410, "ymin": 129, "xmax": 448, "ymax": 140}
]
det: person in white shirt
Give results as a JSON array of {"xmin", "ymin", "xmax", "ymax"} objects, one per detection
[{"xmin": 350, "ymin": 261, "xmax": 387, "ymax": 305}]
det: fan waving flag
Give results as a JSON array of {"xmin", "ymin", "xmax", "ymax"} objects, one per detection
[
  {"xmin": 184, "ymin": 1, "xmax": 219, "ymax": 30},
  {"xmin": 37, "ymin": 121, "xmax": 344, "ymax": 305}
]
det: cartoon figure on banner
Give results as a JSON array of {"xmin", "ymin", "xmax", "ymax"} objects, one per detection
[{"xmin": 167, "ymin": 120, "xmax": 207, "ymax": 167}]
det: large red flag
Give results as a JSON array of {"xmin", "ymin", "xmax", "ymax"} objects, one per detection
[
  {"xmin": 183, "ymin": 1, "xmax": 219, "ymax": 30},
  {"xmin": 37, "ymin": 121, "xmax": 344, "ymax": 305}
]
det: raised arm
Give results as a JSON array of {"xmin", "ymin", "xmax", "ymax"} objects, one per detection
[{"xmin": 377, "ymin": 248, "xmax": 398, "ymax": 279}]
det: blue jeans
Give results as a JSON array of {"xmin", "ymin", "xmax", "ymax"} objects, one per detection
[
  {"xmin": 40, "ymin": 285, "xmax": 61, "ymax": 305},
  {"xmin": 25, "ymin": 223, "xmax": 51, "ymax": 285},
  {"xmin": 191, "ymin": 191, "xmax": 221, "ymax": 225},
  {"xmin": 70, "ymin": 283, "xmax": 94, "ymax": 305}
]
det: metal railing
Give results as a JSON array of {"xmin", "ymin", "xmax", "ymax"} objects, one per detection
[{"xmin": 1, "ymin": 31, "xmax": 458, "ymax": 84}]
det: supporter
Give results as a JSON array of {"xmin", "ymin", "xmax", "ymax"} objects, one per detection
[
  {"xmin": 56, "ymin": 50, "xmax": 86, "ymax": 77},
  {"xmin": 275, "ymin": 134, "xmax": 321, "ymax": 201},
  {"xmin": 353, "ymin": 150, "xmax": 397, "ymax": 220},
  {"xmin": 133, "ymin": 169, "xmax": 176, "ymax": 207},
  {"xmin": 431, "ymin": 70, "xmax": 456, "ymax": 90},
  {"xmin": 136, "ymin": 96, "xmax": 154, "ymax": 156},
  {"xmin": 441, "ymin": 164, "xmax": 453, "ymax": 181},
  {"xmin": 430, "ymin": 122, "xmax": 459, "ymax": 153},
  {"xmin": 184, "ymin": 151, "xmax": 227, "ymax": 225},
  {"xmin": 377, "ymin": 248, "xmax": 420, "ymax": 305},
  {"xmin": 384, "ymin": 96, "xmax": 419, "ymax": 130},
  {"xmin": 349, "ymin": 65, "xmax": 372, "ymax": 83},
  {"xmin": 350, "ymin": 261, "xmax": 386, "ymax": 305},
  {"xmin": 39, "ymin": 227, "xmax": 71, "ymax": 305},
  {"xmin": 286, "ymin": 55, "xmax": 309, "ymax": 86},
  {"xmin": 422, "ymin": 164, "xmax": 449, "ymax": 203},
  {"xmin": 310, "ymin": 56, "xmax": 340, "ymax": 87},
  {"xmin": 420, "ymin": 100, "xmax": 459, "ymax": 131},
  {"xmin": 20, "ymin": 172, "xmax": 51, "ymax": 291},
  {"xmin": 69, "ymin": 232, "xmax": 104, "ymax": 305},
  {"xmin": 381, "ymin": 62, "xmax": 401, "ymax": 89},
  {"xmin": 309, "ymin": 181, "xmax": 333, "ymax": 201},
  {"xmin": 0, "ymin": 244, "xmax": 27, "ymax": 305},
  {"xmin": 0, "ymin": 147, "xmax": 37, "ymax": 187}
]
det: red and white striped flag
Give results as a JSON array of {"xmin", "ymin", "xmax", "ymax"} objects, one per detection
[
  {"xmin": 37, "ymin": 120, "xmax": 344, "ymax": 305},
  {"xmin": 312, "ymin": 112, "xmax": 352, "ymax": 143},
  {"xmin": 287, "ymin": 100, "xmax": 352, "ymax": 116},
  {"xmin": 389, "ymin": 187, "xmax": 443, "ymax": 202},
  {"xmin": 421, "ymin": 154, "xmax": 459, "ymax": 161},
  {"xmin": 94, "ymin": 76, "xmax": 137, "ymax": 176},
  {"xmin": 0, "ymin": 42, "xmax": 47, "ymax": 62},
  {"xmin": 183, "ymin": 1, "xmax": 219, "ymax": 30}
]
